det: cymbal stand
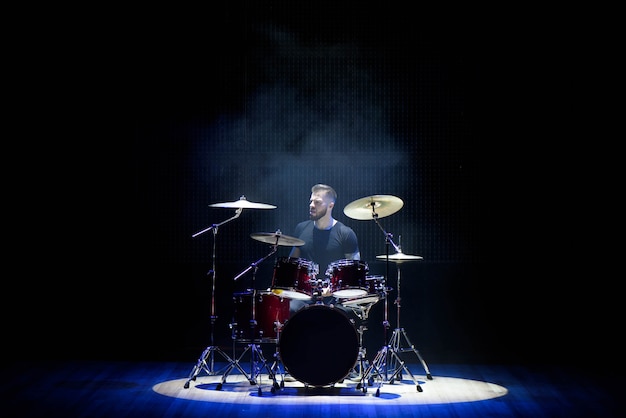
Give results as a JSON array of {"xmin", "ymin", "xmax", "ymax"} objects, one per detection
[
  {"xmin": 184, "ymin": 208, "xmax": 243, "ymax": 389},
  {"xmin": 384, "ymin": 259, "xmax": 432, "ymax": 388},
  {"xmin": 370, "ymin": 204, "xmax": 397, "ymax": 375},
  {"xmin": 222, "ymin": 242, "xmax": 281, "ymax": 395},
  {"xmin": 363, "ymin": 205, "xmax": 425, "ymax": 392}
]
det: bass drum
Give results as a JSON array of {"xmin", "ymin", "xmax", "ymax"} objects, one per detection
[{"xmin": 279, "ymin": 304, "xmax": 359, "ymax": 387}]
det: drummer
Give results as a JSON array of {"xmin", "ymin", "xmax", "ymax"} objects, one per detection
[{"xmin": 288, "ymin": 183, "xmax": 361, "ymax": 314}]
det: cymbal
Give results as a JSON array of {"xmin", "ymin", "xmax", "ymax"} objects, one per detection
[
  {"xmin": 376, "ymin": 252, "xmax": 423, "ymax": 262},
  {"xmin": 250, "ymin": 232, "xmax": 305, "ymax": 246},
  {"xmin": 343, "ymin": 195, "xmax": 403, "ymax": 220},
  {"xmin": 209, "ymin": 195, "xmax": 276, "ymax": 209}
]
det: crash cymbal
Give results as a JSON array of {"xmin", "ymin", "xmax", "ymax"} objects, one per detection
[
  {"xmin": 251, "ymin": 231, "xmax": 305, "ymax": 246},
  {"xmin": 376, "ymin": 252, "xmax": 423, "ymax": 262},
  {"xmin": 209, "ymin": 195, "xmax": 276, "ymax": 209},
  {"xmin": 343, "ymin": 195, "xmax": 404, "ymax": 220}
]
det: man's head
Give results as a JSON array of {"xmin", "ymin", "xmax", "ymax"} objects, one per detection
[{"xmin": 309, "ymin": 184, "xmax": 337, "ymax": 221}]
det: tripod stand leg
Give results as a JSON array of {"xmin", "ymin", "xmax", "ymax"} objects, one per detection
[
  {"xmin": 245, "ymin": 343, "xmax": 281, "ymax": 396},
  {"xmin": 361, "ymin": 346, "xmax": 388, "ymax": 396},
  {"xmin": 267, "ymin": 344, "xmax": 285, "ymax": 392},
  {"xmin": 184, "ymin": 345, "xmax": 232, "ymax": 389},
  {"xmin": 389, "ymin": 328, "xmax": 433, "ymax": 380},
  {"xmin": 215, "ymin": 343, "xmax": 254, "ymax": 390},
  {"xmin": 386, "ymin": 348, "xmax": 423, "ymax": 392},
  {"xmin": 353, "ymin": 346, "xmax": 373, "ymax": 390}
]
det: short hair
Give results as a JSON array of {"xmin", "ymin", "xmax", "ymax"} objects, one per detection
[{"xmin": 311, "ymin": 184, "xmax": 337, "ymax": 202}]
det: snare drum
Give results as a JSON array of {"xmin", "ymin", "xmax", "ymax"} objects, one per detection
[
  {"xmin": 327, "ymin": 259, "xmax": 369, "ymax": 298},
  {"xmin": 271, "ymin": 256, "xmax": 319, "ymax": 300}
]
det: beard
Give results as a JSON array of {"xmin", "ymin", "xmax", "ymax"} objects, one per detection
[{"xmin": 309, "ymin": 206, "xmax": 327, "ymax": 221}]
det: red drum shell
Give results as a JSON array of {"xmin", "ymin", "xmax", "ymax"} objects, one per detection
[
  {"xmin": 271, "ymin": 257, "xmax": 319, "ymax": 300},
  {"xmin": 327, "ymin": 259, "xmax": 369, "ymax": 298},
  {"xmin": 232, "ymin": 291, "xmax": 290, "ymax": 342}
]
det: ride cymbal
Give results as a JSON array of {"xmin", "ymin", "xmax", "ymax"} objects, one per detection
[
  {"xmin": 343, "ymin": 195, "xmax": 404, "ymax": 220},
  {"xmin": 376, "ymin": 252, "xmax": 423, "ymax": 262},
  {"xmin": 209, "ymin": 195, "xmax": 276, "ymax": 209},
  {"xmin": 251, "ymin": 232, "xmax": 305, "ymax": 246}
]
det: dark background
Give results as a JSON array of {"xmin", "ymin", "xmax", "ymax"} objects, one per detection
[{"xmin": 11, "ymin": 3, "xmax": 617, "ymax": 369}]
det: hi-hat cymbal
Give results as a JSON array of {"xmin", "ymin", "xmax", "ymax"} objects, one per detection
[
  {"xmin": 343, "ymin": 195, "xmax": 404, "ymax": 220},
  {"xmin": 376, "ymin": 252, "xmax": 423, "ymax": 262},
  {"xmin": 251, "ymin": 232, "xmax": 305, "ymax": 246},
  {"xmin": 209, "ymin": 195, "xmax": 276, "ymax": 209}
]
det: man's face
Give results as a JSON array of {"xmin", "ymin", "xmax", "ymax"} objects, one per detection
[{"xmin": 309, "ymin": 192, "xmax": 331, "ymax": 221}]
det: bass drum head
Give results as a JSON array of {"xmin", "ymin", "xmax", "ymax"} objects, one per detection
[{"xmin": 279, "ymin": 304, "xmax": 359, "ymax": 387}]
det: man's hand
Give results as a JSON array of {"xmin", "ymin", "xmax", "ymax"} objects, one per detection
[{"xmin": 321, "ymin": 286, "xmax": 333, "ymax": 297}]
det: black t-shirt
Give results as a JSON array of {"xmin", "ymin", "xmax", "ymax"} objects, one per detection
[{"xmin": 289, "ymin": 220, "xmax": 359, "ymax": 273}]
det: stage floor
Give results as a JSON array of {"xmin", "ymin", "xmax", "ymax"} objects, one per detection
[{"xmin": 0, "ymin": 360, "xmax": 619, "ymax": 417}]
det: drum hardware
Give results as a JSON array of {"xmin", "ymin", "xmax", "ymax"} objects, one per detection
[
  {"xmin": 351, "ymin": 325, "xmax": 373, "ymax": 389},
  {"xmin": 344, "ymin": 292, "xmax": 383, "ymax": 390},
  {"xmin": 375, "ymin": 250, "xmax": 432, "ymax": 384},
  {"xmin": 358, "ymin": 249, "xmax": 428, "ymax": 394},
  {"xmin": 344, "ymin": 195, "xmax": 430, "ymax": 393},
  {"xmin": 311, "ymin": 277, "xmax": 331, "ymax": 301},
  {"xmin": 220, "ymin": 232, "xmax": 299, "ymax": 394},
  {"xmin": 336, "ymin": 276, "xmax": 391, "ymax": 391},
  {"xmin": 359, "ymin": 252, "xmax": 429, "ymax": 394},
  {"xmin": 343, "ymin": 194, "xmax": 405, "ymax": 347},
  {"xmin": 182, "ymin": 197, "xmax": 276, "ymax": 391},
  {"xmin": 266, "ymin": 320, "xmax": 287, "ymax": 391}
]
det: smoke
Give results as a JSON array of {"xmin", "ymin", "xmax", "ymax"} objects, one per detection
[{"xmin": 197, "ymin": 24, "xmax": 406, "ymax": 200}]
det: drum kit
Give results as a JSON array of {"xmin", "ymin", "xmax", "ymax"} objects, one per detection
[{"xmin": 184, "ymin": 194, "xmax": 432, "ymax": 396}]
